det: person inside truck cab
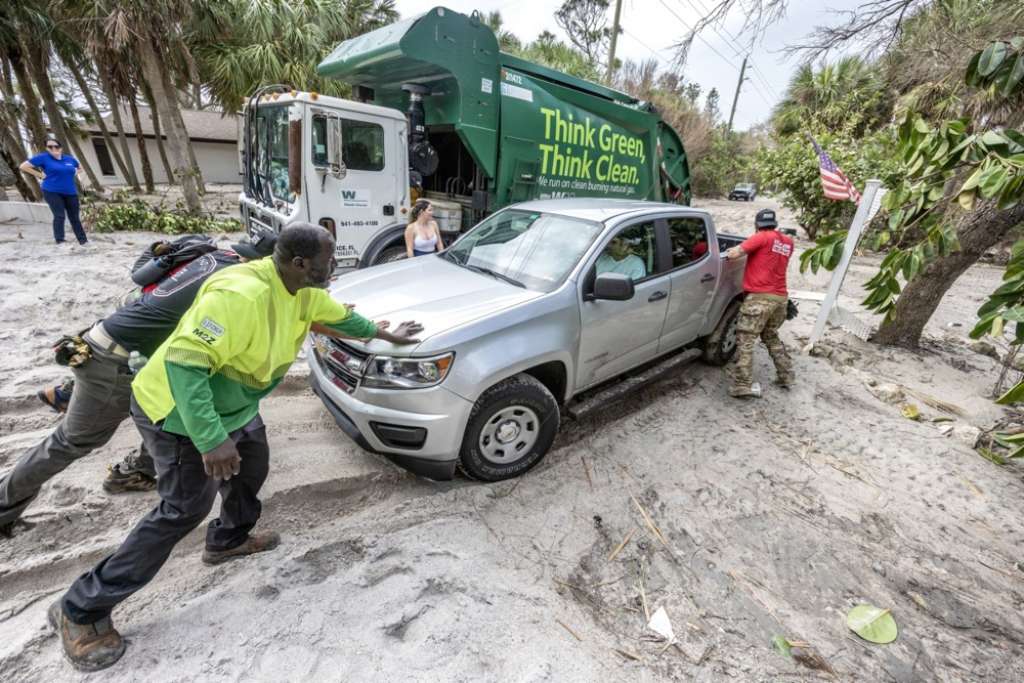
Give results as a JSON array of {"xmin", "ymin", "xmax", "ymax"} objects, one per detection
[
  {"xmin": 596, "ymin": 235, "xmax": 646, "ymax": 280},
  {"xmin": 405, "ymin": 199, "xmax": 445, "ymax": 258}
]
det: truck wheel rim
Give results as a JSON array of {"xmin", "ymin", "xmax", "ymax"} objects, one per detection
[
  {"xmin": 479, "ymin": 405, "xmax": 539, "ymax": 464},
  {"xmin": 723, "ymin": 315, "xmax": 738, "ymax": 354}
]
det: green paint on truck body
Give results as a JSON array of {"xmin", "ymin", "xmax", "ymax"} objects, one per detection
[{"xmin": 317, "ymin": 6, "xmax": 690, "ymax": 208}]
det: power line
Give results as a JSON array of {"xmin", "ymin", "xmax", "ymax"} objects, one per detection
[
  {"xmin": 655, "ymin": 0, "xmax": 739, "ymax": 71},
  {"xmin": 622, "ymin": 28, "xmax": 673, "ymax": 62},
  {"xmin": 678, "ymin": 0, "xmax": 747, "ymax": 59}
]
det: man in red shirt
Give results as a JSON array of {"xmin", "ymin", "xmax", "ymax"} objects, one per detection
[{"xmin": 724, "ymin": 209, "xmax": 794, "ymax": 398}]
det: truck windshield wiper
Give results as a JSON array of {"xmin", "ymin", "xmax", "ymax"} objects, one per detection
[{"xmin": 464, "ymin": 263, "xmax": 526, "ymax": 288}]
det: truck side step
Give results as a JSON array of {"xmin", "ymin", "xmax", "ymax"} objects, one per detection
[{"xmin": 567, "ymin": 348, "xmax": 702, "ymax": 421}]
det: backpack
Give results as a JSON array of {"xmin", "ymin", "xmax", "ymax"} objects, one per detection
[{"xmin": 130, "ymin": 235, "xmax": 219, "ymax": 288}]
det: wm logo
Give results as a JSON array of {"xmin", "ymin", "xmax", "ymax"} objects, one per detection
[{"xmin": 341, "ymin": 190, "xmax": 358, "ymax": 199}]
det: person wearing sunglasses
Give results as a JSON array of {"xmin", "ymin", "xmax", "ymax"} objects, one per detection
[{"xmin": 19, "ymin": 138, "xmax": 88, "ymax": 245}]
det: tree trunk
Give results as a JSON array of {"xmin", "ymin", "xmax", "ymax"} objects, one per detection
[
  {"xmin": 873, "ymin": 202, "xmax": 1024, "ymax": 348},
  {"xmin": 137, "ymin": 40, "xmax": 202, "ymax": 213},
  {"xmin": 99, "ymin": 71, "xmax": 141, "ymax": 190},
  {"xmin": 6, "ymin": 48, "xmax": 48, "ymax": 148},
  {"xmin": 0, "ymin": 131, "xmax": 38, "ymax": 201},
  {"xmin": 67, "ymin": 58, "xmax": 134, "ymax": 188},
  {"xmin": 128, "ymin": 97, "xmax": 155, "ymax": 192},
  {"xmin": 140, "ymin": 81, "xmax": 174, "ymax": 182},
  {"xmin": 164, "ymin": 68, "xmax": 205, "ymax": 195},
  {"xmin": 23, "ymin": 42, "xmax": 103, "ymax": 193}
]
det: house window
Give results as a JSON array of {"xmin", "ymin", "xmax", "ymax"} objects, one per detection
[{"xmin": 92, "ymin": 138, "xmax": 116, "ymax": 176}]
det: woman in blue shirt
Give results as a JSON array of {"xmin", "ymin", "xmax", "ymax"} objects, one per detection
[{"xmin": 19, "ymin": 139, "xmax": 88, "ymax": 245}]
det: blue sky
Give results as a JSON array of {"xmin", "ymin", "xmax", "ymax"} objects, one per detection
[{"xmin": 393, "ymin": 0, "xmax": 866, "ymax": 130}]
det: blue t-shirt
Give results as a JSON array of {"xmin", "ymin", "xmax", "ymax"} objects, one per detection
[{"xmin": 29, "ymin": 152, "xmax": 79, "ymax": 195}]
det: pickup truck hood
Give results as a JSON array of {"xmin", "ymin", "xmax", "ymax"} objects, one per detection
[{"xmin": 327, "ymin": 256, "xmax": 542, "ymax": 346}]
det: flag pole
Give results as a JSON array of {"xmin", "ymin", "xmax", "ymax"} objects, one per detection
[{"xmin": 806, "ymin": 179, "xmax": 884, "ymax": 348}]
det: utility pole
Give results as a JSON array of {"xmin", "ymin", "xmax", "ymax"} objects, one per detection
[
  {"xmin": 727, "ymin": 54, "xmax": 749, "ymax": 133},
  {"xmin": 606, "ymin": 0, "xmax": 623, "ymax": 83}
]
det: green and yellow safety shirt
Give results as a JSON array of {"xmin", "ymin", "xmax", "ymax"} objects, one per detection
[{"xmin": 132, "ymin": 258, "xmax": 377, "ymax": 452}]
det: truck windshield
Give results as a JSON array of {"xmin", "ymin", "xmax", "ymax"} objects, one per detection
[
  {"xmin": 443, "ymin": 210, "xmax": 602, "ymax": 292},
  {"xmin": 247, "ymin": 104, "xmax": 292, "ymax": 204}
]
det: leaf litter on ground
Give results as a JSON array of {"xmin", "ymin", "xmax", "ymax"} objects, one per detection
[{"xmin": 847, "ymin": 604, "xmax": 898, "ymax": 644}]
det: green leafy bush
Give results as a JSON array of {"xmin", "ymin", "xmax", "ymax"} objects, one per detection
[
  {"xmin": 757, "ymin": 128, "xmax": 903, "ymax": 240},
  {"xmin": 84, "ymin": 199, "xmax": 240, "ymax": 234}
]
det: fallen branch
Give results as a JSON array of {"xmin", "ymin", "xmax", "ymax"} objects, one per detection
[
  {"xmin": 556, "ymin": 618, "xmax": 582, "ymax": 641},
  {"xmin": 608, "ymin": 529, "xmax": 636, "ymax": 562},
  {"xmin": 613, "ymin": 647, "xmax": 641, "ymax": 661},
  {"xmin": 581, "ymin": 456, "xmax": 594, "ymax": 491},
  {"xmin": 631, "ymin": 495, "xmax": 669, "ymax": 546}
]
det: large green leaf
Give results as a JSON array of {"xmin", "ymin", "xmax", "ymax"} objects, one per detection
[
  {"xmin": 996, "ymin": 380, "xmax": 1024, "ymax": 405},
  {"xmin": 846, "ymin": 605, "xmax": 898, "ymax": 644},
  {"xmin": 1006, "ymin": 54, "xmax": 1024, "ymax": 96},
  {"xmin": 978, "ymin": 42, "xmax": 1008, "ymax": 77}
]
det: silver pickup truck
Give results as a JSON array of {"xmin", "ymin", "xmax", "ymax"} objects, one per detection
[{"xmin": 307, "ymin": 199, "xmax": 746, "ymax": 481}]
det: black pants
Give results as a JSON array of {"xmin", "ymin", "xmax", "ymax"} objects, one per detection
[
  {"xmin": 0, "ymin": 344, "xmax": 153, "ymax": 527},
  {"xmin": 62, "ymin": 396, "xmax": 269, "ymax": 624},
  {"xmin": 42, "ymin": 190, "xmax": 87, "ymax": 244}
]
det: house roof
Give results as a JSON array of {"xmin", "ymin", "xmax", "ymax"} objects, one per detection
[{"xmin": 81, "ymin": 106, "xmax": 238, "ymax": 143}]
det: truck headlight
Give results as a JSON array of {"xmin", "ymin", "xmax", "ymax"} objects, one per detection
[{"xmin": 363, "ymin": 352, "xmax": 454, "ymax": 389}]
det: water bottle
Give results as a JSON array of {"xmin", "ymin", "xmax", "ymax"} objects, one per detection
[
  {"xmin": 128, "ymin": 351, "xmax": 148, "ymax": 374},
  {"xmin": 131, "ymin": 255, "xmax": 174, "ymax": 287}
]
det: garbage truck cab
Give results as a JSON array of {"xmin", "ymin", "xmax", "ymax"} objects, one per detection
[{"xmin": 239, "ymin": 6, "xmax": 692, "ymax": 267}]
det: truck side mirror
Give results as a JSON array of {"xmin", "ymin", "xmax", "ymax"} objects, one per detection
[
  {"xmin": 592, "ymin": 272, "xmax": 635, "ymax": 301},
  {"xmin": 328, "ymin": 117, "xmax": 347, "ymax": 180}
]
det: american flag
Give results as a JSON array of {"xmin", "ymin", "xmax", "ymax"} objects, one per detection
[{"xmin": 811, "ymin": 137, "xmax": 861, "ymax": 204}]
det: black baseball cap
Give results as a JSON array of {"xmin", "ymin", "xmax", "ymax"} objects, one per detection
[
  {"xmin": 755, "ymin": 209, "xmax": 778, "ymax": 229},
  {"xmin": 231, "ymin": 227, "xmax": 277, "ymax": 260}
]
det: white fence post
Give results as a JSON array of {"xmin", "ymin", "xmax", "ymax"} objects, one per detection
[{"xmin": 807, "ymin": 179, "xmax": 885, "ymax": 347}]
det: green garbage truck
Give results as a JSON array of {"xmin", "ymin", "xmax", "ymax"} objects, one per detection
[{"xmin": 239, "ymin": 6, "xmax": 692, "ymax": 267}]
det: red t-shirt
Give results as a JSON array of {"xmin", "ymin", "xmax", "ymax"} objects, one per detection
[{"xmin": 740, "ymin": 229, "xmax": 793, "ymax": 296}]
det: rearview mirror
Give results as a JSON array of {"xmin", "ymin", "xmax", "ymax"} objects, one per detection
[
  {"xmin": 593, "ymin": 272, "xmax": 635, "ymax": 301},
  {"xmin": 328, "ymin": 118, "xmax": 346, "ymax": 180}
]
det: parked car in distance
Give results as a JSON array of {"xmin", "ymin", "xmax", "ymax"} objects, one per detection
[
  {"xmin": 729, "ymin": 183, "xmax": 757, "ymax": 201},
  {"xmin": 308, "ymin": 199, "xmax": 747, "ymax": 482}
]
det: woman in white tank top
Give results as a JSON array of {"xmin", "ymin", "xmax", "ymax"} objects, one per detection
[{"xmin": 405, "ymin": 199, "xmax": 445, "ymax": 258}]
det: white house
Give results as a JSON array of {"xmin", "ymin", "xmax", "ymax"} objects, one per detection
[{"xmin": 77, "ymin": 106, "xmax": 241, "ymax": 185}]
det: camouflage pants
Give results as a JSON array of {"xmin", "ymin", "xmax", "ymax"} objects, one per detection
[{"xmin": 729, "ymin": 293, "xmax": 793, "ymax": 391}]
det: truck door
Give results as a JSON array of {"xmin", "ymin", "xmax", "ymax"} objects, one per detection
[
  {"xmin": 309, "ymin": 111, "xmax": 398, "ymax": 267},
  {"xmin": 577, "ymin": 220, "xmax": 670, "ymax": 389},
  {"xmin": 657, "ymin": 215, "xmax": 718, "ymax": 352}
]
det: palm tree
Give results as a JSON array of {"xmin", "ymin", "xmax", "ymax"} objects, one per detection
[
  {"xmin": 188, "ymin": 0, "xmax": 398, "ymax": 113},
  {"xmin": 772, "ymin": 56, "xmax": 890, "ymax": 138}
]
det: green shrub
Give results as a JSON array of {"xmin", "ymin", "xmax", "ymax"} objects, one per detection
[{"xmin": 83, "ymin": 199, "xmax": 240, "ymax": 234}]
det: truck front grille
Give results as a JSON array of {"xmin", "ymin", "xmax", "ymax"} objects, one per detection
[{"xmin": 313, "ymin": 336, "xmax": 368, "ymax": 394}]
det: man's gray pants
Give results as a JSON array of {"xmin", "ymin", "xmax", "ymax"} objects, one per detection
[
  {"xmin": 0, "ymin": 345, "xmax": 153, "ymax": 527},
  {"xmin": 62, "ymin": 396, "xmax": 269, "ymax": 624}
]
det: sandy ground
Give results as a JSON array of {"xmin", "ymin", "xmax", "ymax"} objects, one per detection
[{"xmin": 1, "ymin": 198, "xmax": 1023, "ymax": 682}]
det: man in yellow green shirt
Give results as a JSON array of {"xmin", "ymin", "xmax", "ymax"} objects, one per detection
[{"xmin": 51, "ymin": 224, "xmax": 422, "ymax": 671}]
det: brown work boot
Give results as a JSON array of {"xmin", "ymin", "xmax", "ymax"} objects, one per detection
[
  {"xmin": 775, "ymin": 376, "xmax": 794, "ymax": 389},
  {"xmin": 103, "ymin": 452, "xmax": 157, "ymax": 494},
  {"xmin": 48, "ymin": 600, "xmax": 126, "ymax": 672},
  {"xmin": 729, "ymin": 382, "xmax": 763, "ymax": 399},
  {"xmin": 201, "ymin": 531, "xmax": 281, "ymax": 566}
]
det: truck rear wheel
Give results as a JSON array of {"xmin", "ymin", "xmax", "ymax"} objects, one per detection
[
  {"xmin": 458, "ymin": 374, "xmax": 559, "ymax": 482},
  {"xmin": 701, "ymin": 299, "xmax": 742, "ymax": 366}
]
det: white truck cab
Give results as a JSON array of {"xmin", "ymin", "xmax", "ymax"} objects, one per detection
[{"xmin": 239, "ymin": 89, "xmax": 410, "ymax": 268}]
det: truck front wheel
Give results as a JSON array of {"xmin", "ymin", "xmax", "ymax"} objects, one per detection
[
  {"xmin": 373, "ymin": 245, "xmax": 408, "ymax": 265},
  {"xmin": 701, "ymin": 299, "xmax": 742, "ymax": 366},
  {"xmin": 458, "ymin": 374, "xmax": 560, "ymax": 481}
]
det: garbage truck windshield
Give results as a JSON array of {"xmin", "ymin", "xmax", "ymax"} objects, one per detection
[{"xmin": 245, "ymin": 104, "xmax": 292, "ymax": 205}]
